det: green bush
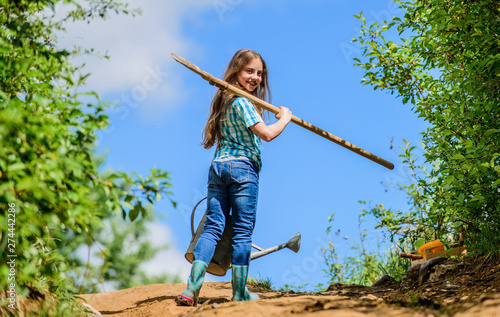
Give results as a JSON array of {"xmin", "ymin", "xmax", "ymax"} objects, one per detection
[
  {"xmin": 323, "ymin": 1, "xmax": 499, "ymax": 286},
  {"xmin": 351, "ymin": 0, "xmax": 500, "ymax": 255},
  {"xmin": 0, "ymin": 1, "xmax": 174, "ymax": 315},
  {"xmin": 322, "ymin": 210, "xmax": 410, "ymax": 286}
]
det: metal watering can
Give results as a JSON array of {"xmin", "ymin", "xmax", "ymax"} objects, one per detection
[{"xmin": 185, "ymin": 197, "xmax": 301, "ymax": 276}]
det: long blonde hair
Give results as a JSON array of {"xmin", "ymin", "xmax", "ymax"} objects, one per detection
[{"xmin": 202, "ymin": 49, "xmax": 271, "ymax": 149}]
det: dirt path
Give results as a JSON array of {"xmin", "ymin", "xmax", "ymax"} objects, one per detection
[
  {"xmin": 78, "ymin": 282, "xmax": 421, "ymax": 317},
  {"xmin": 79, "ymin": 282, "xmax": 500, "ymax": 317},
  {"xmin": 79, "ymin": 257, "xmax": 500, "ymax": 317}
]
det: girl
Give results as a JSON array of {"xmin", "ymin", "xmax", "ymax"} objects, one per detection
[{"xmin": 178, "ymin": 49, "xmax": 292, "ymax": 306}]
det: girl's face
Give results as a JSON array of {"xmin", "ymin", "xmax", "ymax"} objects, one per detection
[{"xmin": 237, "ymin": 58, "xmax": 263, "ymax": 92}]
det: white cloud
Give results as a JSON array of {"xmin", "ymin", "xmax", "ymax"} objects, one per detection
[
  {"xmin": 140, "ymin": 221, "xmax": 192, "ymax": 280},
  {"xmin": 74, "ymin": 219, "xmax": 211, "ymax": 291},
  {"xmin": 140, "ymin": 247, "xmax": 192, "ymax": 281},
  {"xmin": 75, "ymin": 243, "xmax": 104, "ymax": 267},
  {"xmin": 141, "ymin": 221, "xmax": 219, "ymax": 283},
  {"xmin": 54, "ymin": 0, "xmax": 215, "ymax": 119}
]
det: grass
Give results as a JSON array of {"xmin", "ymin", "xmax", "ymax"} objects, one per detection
[{"xmin": 247, "ymin": 274, "xmax": 273, "ymax": 292}]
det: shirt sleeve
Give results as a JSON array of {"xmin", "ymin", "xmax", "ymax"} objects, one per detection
[{"xmin": 233, "ymin": 97, "xmax": 264, "ymax": 128}]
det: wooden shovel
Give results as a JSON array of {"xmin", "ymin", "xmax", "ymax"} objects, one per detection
[{"xmin": 169, "ymin": 53, "xmax": 394, "ymax": 170}]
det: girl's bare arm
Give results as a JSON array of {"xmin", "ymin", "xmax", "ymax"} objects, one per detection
[{"xmin": 250, "ymin": 106, "xmax": 292, "ymax": 142}]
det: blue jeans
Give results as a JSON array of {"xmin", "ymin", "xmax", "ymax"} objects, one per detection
[{"xmin": 193, "ymin": 159, "xmax": 259, "ymax": 266}]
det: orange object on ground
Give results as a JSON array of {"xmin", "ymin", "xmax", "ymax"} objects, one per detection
[{"xmin": 417, "ymin": 240, "xmax": 444, "ymax": 256}]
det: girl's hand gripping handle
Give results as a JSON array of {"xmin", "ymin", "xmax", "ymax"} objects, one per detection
[
  {"xmin": 276, "ymin": 106, "xmax": 293, "ymax": 123},
  {"xmin": 250, "ymin": 106, "xmax": 292, "ymax": 142}
]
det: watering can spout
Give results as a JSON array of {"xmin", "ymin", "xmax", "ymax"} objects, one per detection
[
  {"xmin": 185, "ymin": 197, "xmax": 301, "ymax": 276},
  {"xmin": 250, "ymin": 232, "xmax": 301, "ymax": 261},
  {"xmin": 287, "ymin": 232, "xmax": 301, "ymax": 253}
]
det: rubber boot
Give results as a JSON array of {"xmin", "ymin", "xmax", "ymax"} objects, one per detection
[
  {"xmin": 231, "ymin": 265, "xmax": 259, "ymax": 301},
  {"xmin": 177, "ymin": 260, "xmax": 208, "ymax": 306}
]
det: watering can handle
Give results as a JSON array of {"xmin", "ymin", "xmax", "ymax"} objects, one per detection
[{"xmin": 191, "ymin": 197, "xmax": 207, "ymax": 238}]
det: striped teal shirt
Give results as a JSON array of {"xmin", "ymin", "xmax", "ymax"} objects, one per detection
[{"xmin": 213, "ymin": 97, "xmax": 264, "ymax": 171}]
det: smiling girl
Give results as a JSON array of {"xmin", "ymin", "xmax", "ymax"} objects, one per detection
[{"xmin": 178, "ymin": 49, "xmax": 292, "ymax": 306}]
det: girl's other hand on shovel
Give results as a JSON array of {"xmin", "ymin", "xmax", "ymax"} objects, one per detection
[{"xmin": 276, "ymin": 106, "xmax": 292, "ymax": 122}]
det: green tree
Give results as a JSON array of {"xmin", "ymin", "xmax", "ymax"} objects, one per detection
[
  {"xmin": 0, "ymin": 1, "xmax": 174, "ymax": 315},
  {"xmin": 73, "ymin": 209, "xmax": 181, "ymax": 294},
  {"xmin": 352, "ymin": 0, "xmax": 500, "ymax": 253}
]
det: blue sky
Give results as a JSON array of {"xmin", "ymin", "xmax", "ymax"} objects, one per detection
[{"xmin": 63, "ymin": 0, "xmax": 427, "ymax": 291}]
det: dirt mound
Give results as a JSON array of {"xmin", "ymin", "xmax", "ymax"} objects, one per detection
[{"xmin": 79, "ymin": 256, "xmax": 500, "ymax": 316}]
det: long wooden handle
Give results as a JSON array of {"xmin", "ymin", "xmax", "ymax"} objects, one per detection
[
  {"xmin": 400, "ymin": 253, "xmax": 423, "ymax": 260},
  {"xmin": 169, "ymin": 53, "xmax": 394, "ymax": 170}
]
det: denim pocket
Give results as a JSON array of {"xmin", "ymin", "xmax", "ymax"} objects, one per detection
[
  {"xmin": 207, "ymin": 163, "xmax": 218, "ymax": 185},
  {"xmin": 230, "ymin": 162, "xmax": 250, "ymax": 183},
  {"xmin": 208, "ymin": 173, "xmax": 214, "ymax": 185}
]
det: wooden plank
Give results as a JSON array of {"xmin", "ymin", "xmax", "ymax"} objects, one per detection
[
  {"xmin": 410, "ymin": 246, "xmax": 467, "ymax": 266},
  {"xmin": 425, "ymin": 246, "xmax": 467, "ymax": 260}
]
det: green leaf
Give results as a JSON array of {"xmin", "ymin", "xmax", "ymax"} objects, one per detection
[
  {"xmin": 140, "ymin": 205, "xmax": 147, "ymax": 218},
  {"xmin": 7, "ymin": 162, "xmax": 26, "ymax": 172},
  {"xmin": 444, "ymin": 175, "xmax": 456, "ymax": 184},
  {"xmin": 484, "ymin": 129, "xmax": 499, "ymax": 137},
  {"xmin": 129, "ymin": 205, "xmax": 140, "ymax": 221},
  {"xmin": 414, "ymin": 239, "xmax": 426, "ymax": 249}
]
